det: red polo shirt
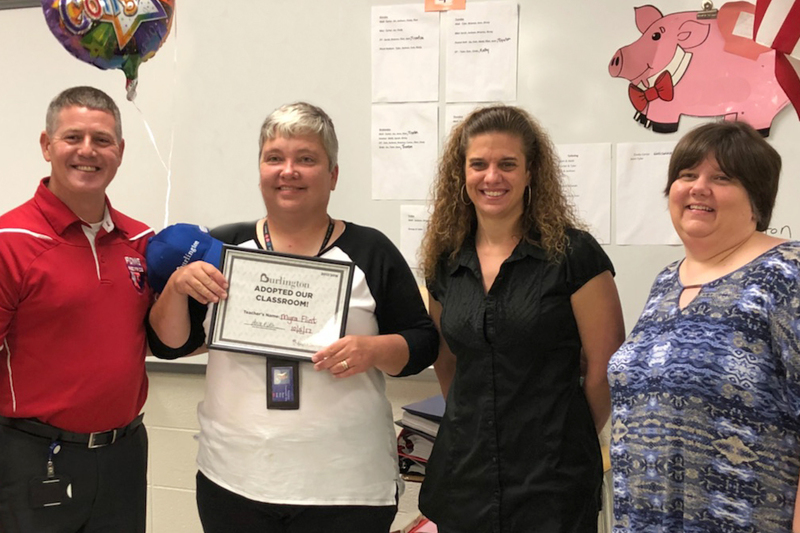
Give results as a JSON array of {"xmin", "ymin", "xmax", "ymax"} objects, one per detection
[{"xmin": 0, "ymin": 179, "xmax": 153, "ymax": 433}]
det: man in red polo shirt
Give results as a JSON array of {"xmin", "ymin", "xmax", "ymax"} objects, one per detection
[{"xmin": 0, "ymin": 86, "xmax": 153, "ymax": 533}]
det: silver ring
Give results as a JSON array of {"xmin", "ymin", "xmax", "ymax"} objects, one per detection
[{"xmin": 340, "ymin": 360, "xmax": 349, "ymax": 371}]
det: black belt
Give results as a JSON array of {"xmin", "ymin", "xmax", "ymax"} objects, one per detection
[{"xmin": 0, "ymin": 413, "xmax": 144, "ymax": 449}]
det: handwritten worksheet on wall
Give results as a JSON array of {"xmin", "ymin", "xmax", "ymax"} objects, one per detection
[
  {"xmin": 400, "ymin": 204, "xmax": 432, "ymax": 272},
  {"xmin": 371, "ymin": 4, "xmax": 440, "ymax": 102},
  {"xmin": 616, "ymin": 142, "xmax": 680, "ymax": 246},
  {"xmin": 371, "ymin": 103, "xmax": 439, "ymax": 200},
  {"xmin": 444, "ymin": 0, "xmax": 518, "ymax": 102},
  {"xmin": 556, "ymin": 143, "xmax": 612, "ymax": 244}
]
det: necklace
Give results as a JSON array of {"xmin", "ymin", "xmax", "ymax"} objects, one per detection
[
  {"xmin": 682, "ymin": 283, "xmax": 703, "ymax": 290},
  {"xmin": 262, "ymin": 216, "xmax": 335, "ymax": 256}
]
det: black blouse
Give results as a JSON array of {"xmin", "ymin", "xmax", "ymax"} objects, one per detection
[{"xmin": 419, "ymin": 229, "xmax": 614, "ymax": 533}]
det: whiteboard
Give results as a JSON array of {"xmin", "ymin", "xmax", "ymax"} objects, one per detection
[{"xmin": 1, "ymin": 0, "xmax": 798, "ymax": 335}]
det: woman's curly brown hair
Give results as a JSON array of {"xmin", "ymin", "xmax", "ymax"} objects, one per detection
[{"xmin": 420, "ymin": 105, "xmax": 582, "ymax": 282}]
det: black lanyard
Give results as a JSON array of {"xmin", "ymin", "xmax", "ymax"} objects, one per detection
[{"xmin": 262, "ymin": 216, "xmax": 334, "ymax": 256}]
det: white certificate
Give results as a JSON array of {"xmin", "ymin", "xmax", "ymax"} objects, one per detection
[{"xmin": 208, "ymin": 246, "xmax": 353, "ymax": 361}]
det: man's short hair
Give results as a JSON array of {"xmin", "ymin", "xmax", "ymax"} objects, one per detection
[
  {"xmin": 45, "ymin": 86, "xmax": 123, "ymax": 142},
  {"xmin": 258, "ymin": 102, "xmax": 338, "ymax": 171}
]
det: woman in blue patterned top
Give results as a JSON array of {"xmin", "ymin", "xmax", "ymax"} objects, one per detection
[{"xmin": 609, "ymin": 121, "xmax": 800, "ymax": 532}]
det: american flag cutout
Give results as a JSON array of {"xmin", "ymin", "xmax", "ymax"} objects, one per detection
[{"xmin": 754, "ymin": 0, "xmax": 800, "ymax": 118}]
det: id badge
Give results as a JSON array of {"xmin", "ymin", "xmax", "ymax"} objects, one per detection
[
  {"xmin": 29, "ymin": 476, "xmax": 72, "ymax": 508},
  {"xmin": 267, "ymin": 358, "xmax": 299, "ymax": 410}
]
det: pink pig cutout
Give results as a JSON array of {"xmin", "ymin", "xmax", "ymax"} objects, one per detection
[{"xmin": 609, "ymin": 2, "xmax": 790, "ymax": 136}]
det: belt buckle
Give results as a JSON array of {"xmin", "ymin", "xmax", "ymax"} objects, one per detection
[{"xmin": 88, "ymin": 429, "xmax": 117, "ymax": 449}]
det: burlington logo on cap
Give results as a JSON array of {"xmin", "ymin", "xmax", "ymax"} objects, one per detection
[
  {"xmin": 145, "ymin": 223, "xmax": 224, "ymax": 294},
  {"xmin": 182, "ymin": 240, "xmax": 200, "ymax": 266}
]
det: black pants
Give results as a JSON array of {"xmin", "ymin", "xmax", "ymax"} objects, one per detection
[
  {"xmin": 0, "ymin": 423, "xmax": 148, "ymax": 533},
  {"xmin": 196, "ymin": 471, "xmax": 397, "ymax": 533}
]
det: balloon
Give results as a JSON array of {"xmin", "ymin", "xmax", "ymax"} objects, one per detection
[{"xmin": 42, "ymin": 0, "xmax": 175, "ymax": 100}]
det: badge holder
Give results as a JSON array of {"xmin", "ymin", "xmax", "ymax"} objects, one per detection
[
  {"xmin": 29, "ymin": 441, "xmax": 72, "ymax": 508},
  {"xmin": 267, "ymin": 358, "xmax": 300, "ymax": 410}
]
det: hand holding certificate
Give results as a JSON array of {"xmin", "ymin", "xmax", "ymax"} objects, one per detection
[{"xmin": 208, "ymin": 246, "xmax": 353, "ymax": 361}]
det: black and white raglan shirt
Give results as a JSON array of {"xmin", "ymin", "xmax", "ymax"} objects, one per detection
[{"xmin": 149, "ymin": 220, "xmax": 437, "ymax": 506}]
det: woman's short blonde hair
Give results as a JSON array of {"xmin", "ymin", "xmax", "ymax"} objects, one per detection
[{"xmin": 259, "ymin": 102, "xmax": 338, "ymax": 171}]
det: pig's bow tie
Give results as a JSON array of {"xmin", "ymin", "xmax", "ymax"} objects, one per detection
[{"xmin": 628, "ymin": 72, "xmax": 674, "ymax": 112}]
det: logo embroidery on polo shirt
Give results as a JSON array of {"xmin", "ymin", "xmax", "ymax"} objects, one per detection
[{"xmin": 125, "ymin": 257, "xmax": 145, "ymax": 292}]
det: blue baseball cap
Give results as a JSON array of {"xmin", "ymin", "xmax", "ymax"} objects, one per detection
[{"xmin": 146, "ymin": 223, "xmax": 224, "ymax": 293}]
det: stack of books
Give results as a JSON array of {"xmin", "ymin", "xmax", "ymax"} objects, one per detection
[{"xmin": 396, "ymin": 394, "xmax": 445, "ymax": 481}]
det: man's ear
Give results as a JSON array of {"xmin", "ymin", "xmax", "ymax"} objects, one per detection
[{"xmin": 40, "ymin": 131, "xmax": 52, "ymax": 163}]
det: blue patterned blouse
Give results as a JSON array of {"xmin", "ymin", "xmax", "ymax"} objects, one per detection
[{"xmin": 609, "ymin": 241, "xmax": 800, "ymax": 533}]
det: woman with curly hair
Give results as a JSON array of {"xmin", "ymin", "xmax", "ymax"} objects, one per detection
[{"xmin": 418, "ymin": 105, "xmax": 625, "ymax": 533}]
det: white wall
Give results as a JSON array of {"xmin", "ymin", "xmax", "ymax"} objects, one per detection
[{"xmin": 2, "ymin": 1, "xmax": 799, "ymax": 331}]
